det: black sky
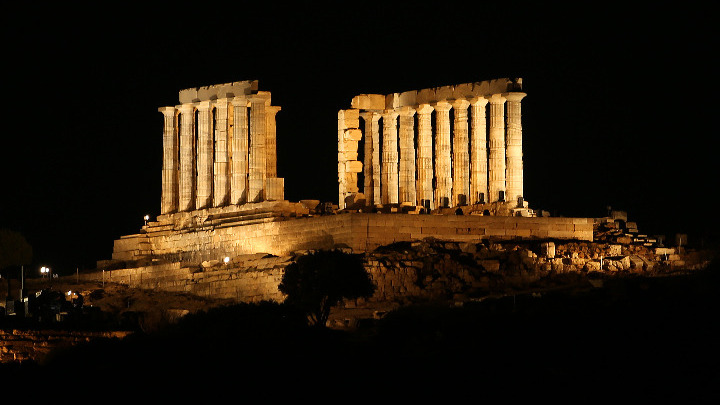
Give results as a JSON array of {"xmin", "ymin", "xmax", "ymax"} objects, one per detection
[{"xmin": 1, "ymin": 3, "xmax": 716, "ymax": 275}]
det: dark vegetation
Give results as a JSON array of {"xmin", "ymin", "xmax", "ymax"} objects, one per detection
[{"xmin": 3, "ymin": 258, "xmax": 719, "ymax": 402}]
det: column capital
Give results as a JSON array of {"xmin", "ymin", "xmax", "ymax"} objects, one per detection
[
  {"xmin": 433, "ymin": 100, "xmax": 452, "ymax": 111},
  {"xmin": 398, "ymin": 106, "xmax": 416, "ymax": 117},
  {"xmin": 382, "ymin": 109, "xmax": 399, "ymax": 119},
  {"xmin": 451, "ymin": 99, "xmax": 470, "ymax": 110},
  {"xmin": 177, "ymin": 103, "xmax": 195, "ymax": 113},
  {"xmin": 502, "ymin": 92, "xmax": 527, "ymax": 102},
  {"xmin": 197, "ymin": 100, "xmax": 212, "ymax": 111},
  {"xmin": 416, "ymin": 103, "xmax": 434, "ymax": 115},
  {"xmin": 487, "ymin": 94, "xmax": 507, "ymax": 104},
  {"xmin": 231, "ymin": 96, "xmax": 249, "ymax": 107},
  {"xmin": 158, "ymin": 106, "xmax": 176, "ymax": 116},
  {"xmin": 266, "ymin": 105, "xmax": 282, "ymax": 115},
  {"xmin": 469, "ymin": 97, "xmax": 489, "ymax": 107},
  {"xmin": 360, "ymin": 111, "xmax": 381, "ymax": 122},
  {"xmin": 249, "ymin": 91, "xmax": 271, "ymax": 105}
]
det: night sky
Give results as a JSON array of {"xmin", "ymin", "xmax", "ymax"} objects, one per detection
[{"xmin": 2, "ymin": 4, "xmax": 716, "ymax": 276}]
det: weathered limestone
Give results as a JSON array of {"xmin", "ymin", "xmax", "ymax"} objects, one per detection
[
  {"xmin": 470, "ymin": 97, "xmax": 489, "ymax": 204},
  {"xmin": 381, "ymin": 110, "xmax": 399, "ymax": 205},
  {"xmin": 416, "ymin": 104, "xmax": 434, "ymax": 210},
  {"xmin": 434, "ymin": 101, "xmax": 452, "ymax": 209},
  {"xmin": 178, "ymin": 104, "xmax": 195, "ymax": 212},
  {"xmin": 159, "ymin": 106, "xmax": 178, "ymax": 214},
  {"xmin": 398, "ymin": 106, "xmax": 416, "ymax": 205},
  {"xmin": 452, "ymin": 99, "xmax": 470, "ymax": 206},
  {"xmin": 231, "ymin": 97, "xmax": 249, "ymax": 205},
  {"xmin": 338, "ymin": 109, "xmax": 361, "ymax": 208},
  {"xmin": 248, "ymin": 93, "xmax": 269, "ymax": 203},
  {"xmin": 160, "ymin": 82, "xmax": 283, "ymax": 214},
  {"xmin": 487, "ymin": 94, "xmax": 507, "ymax": 203},
  {"xmin": 213, "ymin": 99, "xmax": 230, "ymax": 207},
  {"xmin": 266, "ymin": 105, "xmax": 281, "ymax": 178},
  {"xmin": 341, "ymin": 78, "xmax": 527, "ymax": 213},
  {"xmin": 504, "ymin": 92, "xmax": 526, "ymax": 204},
  {"xmin": 360, "ymin": 112, "xmax": 381, "ymax": 206}
]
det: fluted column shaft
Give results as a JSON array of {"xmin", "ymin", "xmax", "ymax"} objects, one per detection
[
  {"xmin": 196, "ymin": 101, "xmax": 213, "ymax": 209},
  {"xmin": 381, "ymin": 110, "xmax": 399, "ymax": 205},
  {"xmin": 159, "ymin": 107, "xmax": 178, "ymax": 214},
  {"xmin": 434, "ymin": 101, "xmax": 452, "ymax": 208},
  {"xmin": 178, "ymin": 104, "xmax": 195, "ymax": 212},
  {"xmin": 231, "ymin": 97, "xmax": 249, "ymax": 205},
  {"xmin": 213, "ymin": 99, "xmax": 230, "ymax": 207},
  {"xmin": 398, "ymin": 107, "xmax": 417, "ymax": 205},
  {"xmin": 416, "ymin": 104, "xmax": 434, "ymax": 209},
  {"xmin": 488, "ymin": 94, "xmax": 507, "ymax": 202},
  {"xmin": 470, "ymin": 97, "xmax": 489, "ymax": 204},
  {"xmin": 452, "ymin": 99, "xmax": 470, "ymax": 206},
  {"xmin": 248, "ymin": 94, "xmax": 268, "ymax": 203},
  {"xmin": 360, "ymin": 112, "xmax": 381, "ymax": 206},
  {"xmin": 504, "ymin": 92, "xmax": 526, "ymax": 204},
  {"xmin": 266, "ymin": 105, "xmax": 281, "ymax": 178}
]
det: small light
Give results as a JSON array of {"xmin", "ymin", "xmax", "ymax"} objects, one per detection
[
  {"xmin": 144, "ymin": 215, "xmax": 150, "ymax": 221},
  {"xmin": 67, "ymin": 291, "xmax": 72, "ymax": 296},
  {"xmin": 223, "ymin": 256, "xmax": 230, "ymax": 264}
]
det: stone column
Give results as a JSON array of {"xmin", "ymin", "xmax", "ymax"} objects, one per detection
[
  {"xmin": 433, "ymin": 101, "xmax": 452, "ymax": 208},
  {"xmin": 504, "ymin": 92, "xmax": 527, "ymax": 204},
  {"xmin": 470, "ymin": 97, "xmax": 489, "ymax": 204},
  {"xmin": 381, "ymin": 110, "xmax": 399, "ymax": 205},
  {"xmin": 360, "ymin": 111, "xmax": 381, "ymax": 206},
  {"xmin": 159, "ymin": 106, "xmax": 178, "ymax": 214},
  {"xmin": 416, "ymin": 104, "xmax": 434, "ymax": 210},
  {"xmin": 398, "ymin": 106, "xmax": 417, "ymax": 205},
  {"xmin": 452, "ymin": 99, "xmax": 470, "ymax": 206},
  {"xmin": 487, "ymin": 94, "xmax": 507, "ymax": 203},
  {"xmin": 230, "ymin": 97, "xmax": 249, "ymax": 205},
  {"xmin": 248, "ymin": 93, "xmax": 269, "ymax": 203},
  {"xmin": 338, "ymin": 109, "xmax": 361, "ymax": 208},
  {"xmin": 178, "ymin": 104, "xmax": 195, "ymax": 212},
  {"xmin": 213, "ymin": 99, "xmax": 230, "ymax": 207},
  {"xmin": 266, "ymin": 105, "xmax": 281, "ymax": 178},
  {"xmin": 196, "ymin": 101, "xmax": 213, "ymax": 209}
]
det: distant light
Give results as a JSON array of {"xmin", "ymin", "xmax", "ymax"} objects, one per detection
[
  {"xmin": 144, "ymin": 215, "xmax": 150, "ymax": 221},
  {"xmin": 223, "ymin": 256, "xmax": 230, "ymax": 264},
  {"xmin": 67, "ymin": 291, "xmax": 72, "ymax": 296},
  {"xmin": 40, "ymin": 266, "xmax": 50, "ymax": 274}
]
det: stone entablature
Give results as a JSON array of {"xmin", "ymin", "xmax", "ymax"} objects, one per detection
[
  {"xmin": 159, "ymin": 80, "xmax": 284, "ymax": 215},
  {"xmin": 338, "ymin": 78, "xmax": 526, "ymax": 213}
]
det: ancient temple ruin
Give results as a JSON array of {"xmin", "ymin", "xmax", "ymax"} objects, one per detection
[
  {"xmin": 338, "ymin": 78, "xmax": 528, "ymax": 216},
  {"xmin": 100, "ymin": 78, "xmax": 594, "ymax": 283},
  {"xmin": 158, "ymin": 80, "xmax": 284, "ymax": 215}
]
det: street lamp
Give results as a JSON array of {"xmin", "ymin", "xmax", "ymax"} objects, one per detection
[
  {"xmin": 40, "ymin": 266, "xmax": 50, "ymax": 278},
  {"xmin": 144, "ymin": 214, "xmax": 150, "ymax": 226}
]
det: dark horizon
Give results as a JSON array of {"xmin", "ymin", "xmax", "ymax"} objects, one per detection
[{"xmin": 2, "ymin": 4, "xmax": 716, "ymax": 276}]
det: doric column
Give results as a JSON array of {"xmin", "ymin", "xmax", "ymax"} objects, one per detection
[
  {"xmin": 381, "ymin": 110, "xmax": 399, "ymax": 205},
  {"xmin": 360, "ymin": 111, "xmax": 381, "ymax": 206},
  {"xmin": 178, "ymin": 103, "xmax": 195, "ymax": 212},
  {"xmin": 230, "ymin": 97, "xmax": 249, "ymax": 205},
  {"xmin": 248, "ymin": 93, "xmax": 269, "ymax": 203},
  {"xmin": 398, "ymin": 106, "xmax": 417, "ymax": 205},
  {"xmin": 452, "ymin": 99, "xmax": 470, "ymax": 206},
  {"xmin": 266, "ymin": 105, "xmax": 281, "ymax": 178},
  {"xmin": 213, "ymin": 99, "xmax": 230, "ymax": 207},
  {"xmin": 487, "ymin": 94, "xmax": 507, "ymax": 203},
  {"xmin": 504, "ymin": 92, "xmax": 526, "ymax": 204},
  {"xmin": 470, "ymin": 97, "xmax": 489, "ymax": 204},
  {"xmin": 159, "ymin": 106, "xmax": 178, "ymax": 214},
  {"xmin": 433, "ymin": 101, "xmax": 452, "ymax": 208},
  {"xmin": 416, "ymin": 104, "xmax": 434, "ymax": 210},
  {"xmin": 338, "ymin": 109, "xmax": 361, "ymax": 208},
  {"xmin": 196, "ymin": 101, "xmax": 213, "ymax": 209}
]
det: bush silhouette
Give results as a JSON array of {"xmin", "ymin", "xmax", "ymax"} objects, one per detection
[{"xmin": 279, "ymin": 250, "xmax": 376, "ymax": 327}]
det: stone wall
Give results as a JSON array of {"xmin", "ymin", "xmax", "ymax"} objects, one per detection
[{"xmin": 107, "ymin": 212, "xmax": 594, "ymax": 267}]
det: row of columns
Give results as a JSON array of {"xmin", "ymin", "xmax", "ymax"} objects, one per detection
[
  {"xmin": 339, "ymin": 92, "xmax": 526, "ymax": 210},
  {"xmin": 159, "ymin": 92, "xmax": 283, "ymax": 215}
]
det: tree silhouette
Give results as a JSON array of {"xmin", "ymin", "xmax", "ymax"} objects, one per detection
[{"xmin": 278, "ymin": 250, "xmax": 376, "ymax": 327}]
